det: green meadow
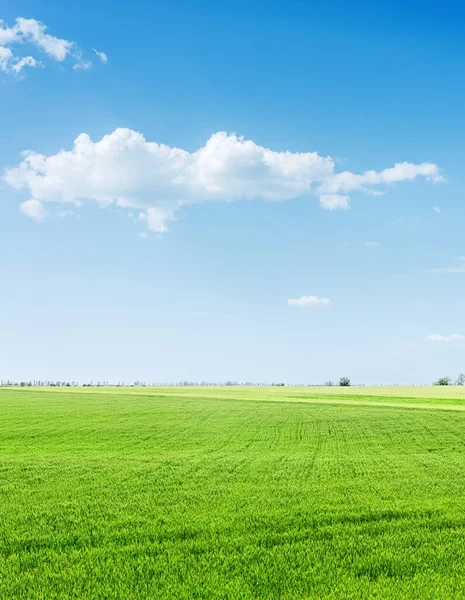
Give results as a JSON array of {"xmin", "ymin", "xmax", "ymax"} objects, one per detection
[{"xmin": 2, "ymin": 385, "xmax": 465, "ymax": 599}]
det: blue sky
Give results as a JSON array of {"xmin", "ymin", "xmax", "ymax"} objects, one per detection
[{"xmin": 1, "ymin": 0, "xmax": 464, "ymax": 384}]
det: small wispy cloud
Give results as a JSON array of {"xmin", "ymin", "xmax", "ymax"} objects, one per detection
[
  {"xmin": 56, "ymin": 209, "xmax": 75, "ymax": 218},
  {"xmin": 93, "ymin": 49, "xmax": 108, "ymax": 64},
  {"xmin": 428, "ymin": 256, "xmax": 465, "ymax": 274},
  {"xmin": 288, "ymin": 295, "xmax": 331, "ymax": 307},
  {"xmin": 425, "ymin": 334, "xmax": 465, "ymax": 343},
  {"xmin": 319, "ymin": 194, "xmax": 350, "ymax": 210},
  {"xmin": 389, "ymin": 216, "xmax": 407, "ymax": 226},
  {"xmin": 364, "ymin": 241, "xmax": 381, "ymax": 248},
  {"xmin": 72, "ymin": 50, "xmax": 92, "ymax": 70},
  {"xmin": 433, "ymin": 206, "xmax": 441, "ymax": 213},
  {"xmin": 20, "ymin": 199, "xmax": 46, "ymax": 221}
]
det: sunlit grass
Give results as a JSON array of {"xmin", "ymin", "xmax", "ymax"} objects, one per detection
[{"xmin": 2, "ymin": 386, "xmax": 465, "ymax": 598}]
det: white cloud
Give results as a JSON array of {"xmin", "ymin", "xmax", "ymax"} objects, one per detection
[
  {"xmin": 56, "ymin": 209, "xmax": 75, "ymax": 218},
  {"xmin": 319, "ymin": 162, "xmax": 445, "ymax": 196},
  {"xmin": 425, "ymin": 334, "xmax": 464, "ymax": 343},
  {"xmin": 146, "ymin": 207, "xmax": 175, "ymax": 232},
  {"xmin": 72, "ymin": 51, "xmax": 92, "ymax": 70},
  {"xmin": 429, "ymin": 267, "xmax": 465, "ymax": 274},
  {"xmin": 20, "ymin": 199, "xmax": 46, "ymax": 221},
  {"xmin": 288, "ymin": 295, "xmax": 331, "ymax": 307},
  {"xmin": 4, "ymin": 128, "xmax": 444, "ymax": 232},
  {"xmin": 93, "ymin": 48, "xmax": 108, "ymax": 64},
  {"xmin": 428, "ymin": 256, "xmax": 465, "ymax": 274},
  {"xmin": 364, "ymin": 241, "xmax": 381, "ymax": 248},
  {"xmin": 0, "ymin": 45, "xmax": 13, "ymax": 70},
  {"xmin": 0, "ymin": 44, "xmax": 40, "ymax": 74},
  {"xmin": 433, "ymin": 206, "xmax": 441, "ymax": 213},
  {"xmin": 13, "ymin": 17, "xmax": 73, "ymax": 60},
  {"xmin": 10, "ymin": 55, "xmax": 41, "ymax": 73},
  {"xmin": 319, "ymin": 194, "xmax": 350, "ymax": 210},
  {"xmin": 0, "ymin": 17, "xmax": 107, "ymax": 75}
]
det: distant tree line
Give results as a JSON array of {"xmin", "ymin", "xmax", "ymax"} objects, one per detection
[
  {"xmin": 1, "ymin": 379, "xmax": 356, "ymax": 388},
  {"xmin": 433, "ymin": 374, "xmax": 465, "ymax": 386},
  {"xmin": 1, "ymin": 380, "xmax": 283, "ymax": 388},
  {"xmin": 324, "ymin": 378, "xmax": 351, "ymax": 387},
  {"xmin": 0, "ymin": 380, "xmax": 80, "ymax": 387},
  {"xmin": 2, "ymin": 376, "xmax": 464, "ymax": 387}
]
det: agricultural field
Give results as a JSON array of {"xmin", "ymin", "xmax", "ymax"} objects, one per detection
[{"xmin": 2, "ymin": 386, "xmax": 465, "ymax": 599}]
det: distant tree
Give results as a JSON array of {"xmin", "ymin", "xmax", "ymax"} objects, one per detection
[
  {"xmin": 433, "ymin": 376, "xmax": 452, "ymax": 386},
  {"xmin": 339, "ymin": 377, "xmax": 351, "ymax": 387},
  {"xmin": 456, "ymin": 373, "xmax": 465, "ymax": 386},
  {"xmin": 325, "ymin": 381, "xmax": 334, "ymax": 387}
]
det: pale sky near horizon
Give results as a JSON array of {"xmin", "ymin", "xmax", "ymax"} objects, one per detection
[{"xmin": 1, "ymin": 0, "xmax": 464, "ymax": 384}]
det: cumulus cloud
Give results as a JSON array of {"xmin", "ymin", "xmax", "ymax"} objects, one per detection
[
  {"xmin": 20, "ymin": 199, "xmax": 46, "ymax": 221},
  {"xmin": 0, "ymin": 17, "xmax": 107, "ymax": 75},
  {"xmin": 4, "ymin": 128, "xmax": 444, "ymax": 231},
  {"xmin": 288, "ymin": 295, "xmax": 331, "ymax": 307},
  {"xmin": 425, "ymin": 334, "xmax": 464, "ymax": 343}
]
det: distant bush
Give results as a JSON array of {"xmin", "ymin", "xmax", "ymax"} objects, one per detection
[
  {"xmin": 456, "ymin": 374, "xmax": 465, "ymax": 386},
  {"xmin": 339, "ymin": 377, "xmax": 351, "ymax": 387},
  {"xmin": 325, "ymin": 381, "xmax": 334, "ymax": 386},
  {"xmin": 433, "ymin": 376, "xmax": 452, "ymax": 386},
  {"xmin": 272, "ymin": 383, "xmax": 285, "ymax": 386}
]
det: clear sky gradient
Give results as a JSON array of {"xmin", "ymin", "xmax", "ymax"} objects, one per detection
[{"xmin": 1, "ymin": 0, "xmax": 464, "ymax": 384}]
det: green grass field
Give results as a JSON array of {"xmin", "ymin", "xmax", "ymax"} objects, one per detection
[{"xmin": 2, "ymin": 386, "xmax": 465, "ymax": 599}]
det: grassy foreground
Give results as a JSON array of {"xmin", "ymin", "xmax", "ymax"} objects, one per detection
[{"xmin": 2, "ymin": 386, "xmax": 465, "ymax": 599}]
